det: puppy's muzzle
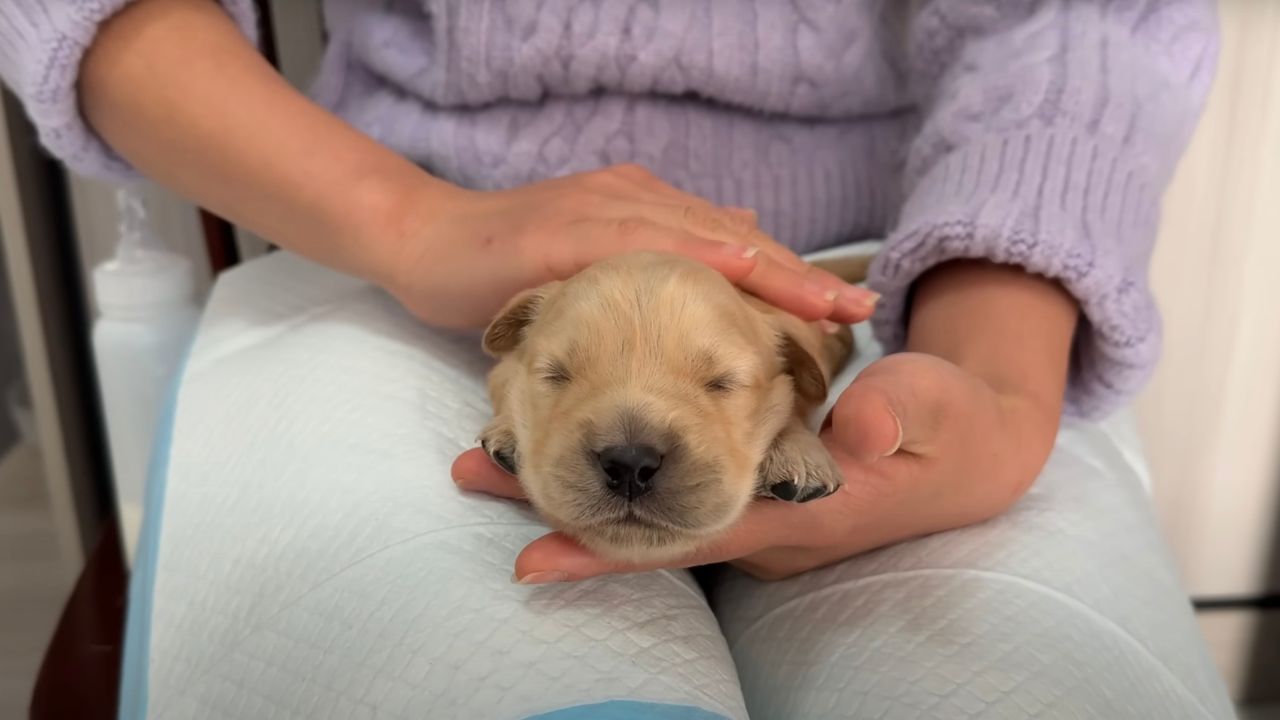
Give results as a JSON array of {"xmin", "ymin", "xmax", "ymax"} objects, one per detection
[{"xmin": 597, "ymin": 444, "xmax": 663, "ymax": 500}]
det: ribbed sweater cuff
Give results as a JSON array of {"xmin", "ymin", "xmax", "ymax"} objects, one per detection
[
  {"xmin": 869, "ymin": 130, "xmax": 1164, "ymax": 418},
  {"xmin": 0, "ymin": 0, "xmax": 259, "ymax": 180}
]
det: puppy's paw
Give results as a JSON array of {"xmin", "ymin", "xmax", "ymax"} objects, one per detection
[
  {"xmin": 478, "ymin": 421, "xmax": 520, "ymax": 475},
  {"xmin": 756, "ymin": 427, "xmax": 842, "ymax": 503}
]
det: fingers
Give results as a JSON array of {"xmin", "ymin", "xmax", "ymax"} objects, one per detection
[
  {"xmin": 451, "ymin": 447, "xmax": 526, "ymax": 499},
  {"xmin": 511, "ymin": 532, "xmax": 603, "ymax": 583},
  {"xmin": 549, "ymin": 220, "xmax": 851, "ymax": 322},
  {"xmin": 644, "ymin": 195, "xmax": 805, "ymax": 274},
  {"xmin": 555, "ymin": 220, "xmax": 874, "ymax": 323},
  {"xmin": 737, "ymin": 253, "xmax": 880, "ymax": 323},
  {"xmin": 511, "ymin": 501, "xmax": 801, "ymax": 583},
  {"xmin": 544, "ymin": 165, "xmax": 879, "ymax": 323},
  {"xmin": 545, "ymin": 219, "xmax": 761, "ymax": 281},
  {"xmin": 650, "ymin": 202, "xmax": 786, "ymax": 268},
  {"xmin": 607, "ymin": 166, "xmax": 761, "ymax": 242},
  {"xmin": 645, "ymin": 203, "xmax": 878, "ymax": 322},
  {"xmin": 598, "ymin": 166, "xmax": 876, "ymax": 317},
  {"xmin": 736, "ymin": 241, "xmax": 877, "ymax": 324},
  {"xmin": 804, "ymin": 265, "xmax": 879, "ymax": 324}
]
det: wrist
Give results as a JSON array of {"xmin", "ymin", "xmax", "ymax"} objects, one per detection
[
  {"xmin": 906, "ymin": 259, "xmax": 1076, "ymax": 418},
  {"xmin": 342, "ymin": 165, "xmax": 472, "ymax": 293}
]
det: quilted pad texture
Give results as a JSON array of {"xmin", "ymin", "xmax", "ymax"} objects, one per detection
[{"xmin": 124, "ymin": 250, "xmax": 1233, "ymax": 719}]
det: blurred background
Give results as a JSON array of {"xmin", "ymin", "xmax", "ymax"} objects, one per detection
[{"xmin": 0, "ymin": 0, "xmax": 1277, "ymax": 718}]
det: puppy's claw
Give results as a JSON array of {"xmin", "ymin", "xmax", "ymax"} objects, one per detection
[
  {"xmin": 797, "ymin": 483, "xmax": 834, "ymax": 503},
  {"xmin": 490, "ymin": 448, "xmax": 518, "ymax": 475},
  {"xmin": 756, "ymin": 424, "xmax": 843, "ymax": 503},
  {"xmin": 768, "ymin": 480, "xmax": 799, "ymax": 501},
  {"xmin": 478, "ymin": 422, "xmax": 520, "ymax": 476}
]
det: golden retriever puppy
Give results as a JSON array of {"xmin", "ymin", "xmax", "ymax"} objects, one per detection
[{"xmin": 479, "ymin": 252, "xmax": 862, "ymax": 563}]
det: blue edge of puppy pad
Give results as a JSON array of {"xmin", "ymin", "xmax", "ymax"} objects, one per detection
[
  {"xmin": 118, "ymin": 347, "xmax": 185, "ymax": 720},
  {"xmin": 116, "ymin": 352, "xmax": 729, "ymax": 720},
  {"xmin": 525, "ymin": 700, "xmax": 730, "ymax": 719}
]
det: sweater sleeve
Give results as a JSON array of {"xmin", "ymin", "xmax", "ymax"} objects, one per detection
[
  {"xmin": 870, "ymin": 0, "xmax": 1217, "ymax": 418},
  {"xmin": 0, "ymin": 0, "xmax": 259, "ymax": 180}
]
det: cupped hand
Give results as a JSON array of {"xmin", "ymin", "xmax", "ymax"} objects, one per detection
[
  {"xmin": 452, "ymin": 352, "xmax": 1061, "ymax": 583},
  {"xmin": 383, "ymin": 164, "xmax": 877, "ymax": 329}
]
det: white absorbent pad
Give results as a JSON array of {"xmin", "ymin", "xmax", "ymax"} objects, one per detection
[{"xmin": 120, "ymin": 250, "xmax": 1234, "ymax": 719}]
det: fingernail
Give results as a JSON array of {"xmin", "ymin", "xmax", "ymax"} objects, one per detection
[
  {"xmin": 837, "ymin": 288, "xmax": 879, "ymax": 314},
  {"xmin": 884, "ymin": 409, "xmax": 903, "ymax": 457},
  {"xmin": 839, "ymin": 285, "xmax": 880, "ymax": 304},
  {"xmin": 818, "ymin": 319, "xmax": 842, "ymax": 335},
  {"xmin": 512, "ymin": 570, "xmax": 570, "ymax": 585},
  {"xmin": 721, "ymin": 244, "xmax": 760, "ymax": 259}
]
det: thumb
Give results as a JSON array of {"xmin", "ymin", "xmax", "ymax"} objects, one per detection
[{"xmin": 827, "ymin": 355, "xmax": 949, "ymax": 462}]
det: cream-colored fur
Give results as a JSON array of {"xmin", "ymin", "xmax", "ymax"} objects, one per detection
[{"xmin": 479, "ymin": 252, "xmax": 865, "ymax": 563}]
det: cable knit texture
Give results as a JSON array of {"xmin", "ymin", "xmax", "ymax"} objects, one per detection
[{"xmin": 0, "ymin": 0, "xmax": 1216, "ymax": 417}]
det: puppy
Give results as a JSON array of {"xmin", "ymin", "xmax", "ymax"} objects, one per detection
[{"xmin": 478, "ymin": 251, "xmax": 866, "ymax": 563}]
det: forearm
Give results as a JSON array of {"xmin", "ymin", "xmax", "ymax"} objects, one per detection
[
  {"xmin": 80, "ymin": 0, "xmax": 456, "ymax": 286},
  {"xmin": 906, "ymin": 260, "xmax": 1078, "ymax": 420}
]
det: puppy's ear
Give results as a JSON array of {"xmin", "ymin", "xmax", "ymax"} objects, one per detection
[
  {"xmin": 777, "ymin": 331, "xmax": 828, "ymax": 403},
  {"xmin": 482, "ymin": 283, "xmax": 559, "ymax": 356}
]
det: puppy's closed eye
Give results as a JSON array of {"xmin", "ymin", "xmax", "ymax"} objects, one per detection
[
  {"xmin": 704, "ymin": 373, "xmax": 741, "ymax": 394},
  {"xmin": 538, "ymin": 360, "xmax": 572, "ymax": 386}
]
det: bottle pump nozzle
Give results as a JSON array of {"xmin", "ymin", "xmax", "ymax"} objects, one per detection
[
  {"xmin": 93, "ymin": 185, "xmax": 195, "ymax": 317},
  {"xmin": 115, "ymin": 186, "xmax": 155, "ymax": 262}
]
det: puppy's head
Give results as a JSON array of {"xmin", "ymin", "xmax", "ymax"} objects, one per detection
[{"xmin": 483, "ymin": 253, "xmax": 827, "ymax": 563}]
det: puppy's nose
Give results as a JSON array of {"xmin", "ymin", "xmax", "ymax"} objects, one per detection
[{"xmin": 597, "ymin": 444, "xmax": 663, "ymax": 500}]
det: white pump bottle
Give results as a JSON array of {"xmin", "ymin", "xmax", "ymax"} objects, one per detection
[{"xmin": 90, "ymin": 188, "xmax": 200, "ymax": 566}]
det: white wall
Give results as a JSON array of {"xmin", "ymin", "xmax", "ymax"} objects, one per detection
[
  {"xmin": 1137, "ymin": 0, "xmax": 1280, "ymax": 698},
  {"xmin": 1140, "ymin": 0, "xmax": 1280, "ymax": 600}
]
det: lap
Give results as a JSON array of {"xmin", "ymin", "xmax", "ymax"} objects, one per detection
[
  {"xmin": 711, "ymin": 412, "xmax": 1233, "ymax": 719},
  {"xmin": 131, "ymin": 252, "xmax": 1232, "ymax": 719}
]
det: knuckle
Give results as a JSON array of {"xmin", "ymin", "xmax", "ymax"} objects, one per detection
[
  {"xmin": 680, "ymin": 204, "xmax": 728, "ymax": 234},
  {"xmin": 539, "ymin": 241, "xmax": 573, "ymax": 280},
  {"xmin": 537, "ymin": 224, "xmax": 584, "ymax": 279},
  {"xmin": 681, "ymin": 204, "xmax": 760, "ymax": 241},
  {"xmin": 580, "ymin": 169, "xmax": 618, "ymax": 191},
  {"xmin": 612, "ymin": 216, "xmax": 651, "ymax": 241},
  {"xmin": 547, "ymin": 193, "xmax": 589, "ymax": 218}
]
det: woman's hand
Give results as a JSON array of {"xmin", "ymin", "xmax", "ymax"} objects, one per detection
[
  {"xmin": 451, "ymin": 260, "xmax": 1079, "ymax": 583},
  {"xmin": 382, "ymin": 164, "xmax": 877, "ymax": 329},
  {"xmin": 81, "ymin": 2, "xmax": 871, "ymax": 332}
]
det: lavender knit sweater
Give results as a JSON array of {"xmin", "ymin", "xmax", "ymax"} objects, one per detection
[{"xmin": 0, "ymin": 1, "xmax": 1216, "ymax": 417}]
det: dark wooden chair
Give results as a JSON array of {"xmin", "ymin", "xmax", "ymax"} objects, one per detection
[{"xmin": 29, "ymin": 518, "xmax": 126, "ymax": 719}]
